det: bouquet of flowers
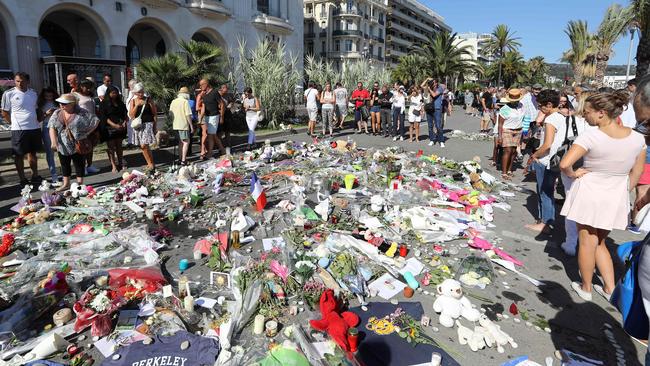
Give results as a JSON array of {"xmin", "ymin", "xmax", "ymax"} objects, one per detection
[
  {"xmin": 302, "ymin": 280, "xmax": 325, "ymax": 310},
  {"xmin": 73, "ymin": 287, "xmax": 123, "ymax": 337}
]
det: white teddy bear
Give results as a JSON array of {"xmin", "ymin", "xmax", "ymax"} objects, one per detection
[
  {"xmin": 456, "ymin": 320, "xmax": 491, "ymax": 352},
  {"xmin": 432, "ymin": 279, "xmax": 481, "ymax": 328},
  {"xmin": 478, "ymin": 314, "xmax": 518, "ymax": 353},
  {"xmin": 69, "ymin": 183, "xmax": 88, "ymax": 198}
]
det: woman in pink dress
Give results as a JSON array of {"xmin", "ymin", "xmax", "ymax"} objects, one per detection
[{"xmin": 559, "ymin": 91, "xmax": 646, "ymax": 302}]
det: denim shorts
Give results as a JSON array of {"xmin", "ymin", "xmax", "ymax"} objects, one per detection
[
  {"xmin": 206, "ymin": 115, "xmax": 220, "ymax": 135},
  {"xmin": 370, "ymin": 106, "xmax": 381, "ymax": 113}
]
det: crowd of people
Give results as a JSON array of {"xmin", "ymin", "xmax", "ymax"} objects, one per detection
[
  {"xmin": 303, "ymin": 78, "xmax": 455, "ymax": 147},
  {"xmin": 1, "ymin": 72, "xmax": 263, "ymax": 191}
]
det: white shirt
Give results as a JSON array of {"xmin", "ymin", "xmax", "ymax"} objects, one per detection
[
  {"xmin": 620, "ymin": 102, "xmax": 637, "ymax": 128},
  {"xmin": 304, "ymin": 88, "xmax": 318, "ymax": 109},
  {"xmin": 1, "ymin": 87, "xmax": 39, "ymax": 130},
  {"xmin": 538, "ymin": 112, "xmax": 592, "ymax": 167},
  {"xmin": 97, "ymin": 84, "xmax": 108, "ymax": 98},
  {"xmin": 391, "ymin": 91, "xmax": 406, "ymax": 110},
  {"xmin": 499, "ymin": 104, "xmax": 524, "ymax": 130}
]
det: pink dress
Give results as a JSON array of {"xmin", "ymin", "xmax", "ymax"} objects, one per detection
[{"xmin": 561, "ymin": 129, "xmax": 646, "ymax": 231}]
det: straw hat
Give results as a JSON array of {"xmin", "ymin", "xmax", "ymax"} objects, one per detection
[
  {"xmin": 504, "ymin": 88, "xmax": 523, "ymax": 102},
  {"xmin": 178, "ymin": 87, "xmax": 190, "ymax": 94},
  {"xmin": 55, "ymin": 93, "xmax": 78, "ymax": 104}
]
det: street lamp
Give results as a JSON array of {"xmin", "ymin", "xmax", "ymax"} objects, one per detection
[{"xmin": 625, "ymin": 26, "xmax": 636, "ymax": 81}]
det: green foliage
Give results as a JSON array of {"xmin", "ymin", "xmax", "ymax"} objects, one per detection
[
  {"xmin": 391, "ymin": 54, "xmax": 427, "ymax": 85},
  {"xmin": 524, "ymin": 56, "xmax": 550, "ymax": 85},
  {"xmin": 412, "ymin": 31, "xmax": 478, "ymax": 82},
  {"xmin": 500, "ymin": 51, "xmax": 527, "ymax": 87},
  {"xmin": 237, "ymin": 38, "xmax": 301, "ymax": 129},
  {"xmin": 483, "ymin": 24, "xmax": 522, "ymax": 86},
  {"xmin": 304, "ymin": 55, "xmax": 337, "ymax": 87},
  {"xmin": 458, "ymin": 82, "xmax": 480, "ymax": 91},
  {"xmin": 561, "ymin": 20, "xmax": 596, "ymax": 83},
  {"xmin": 178, "ymin": 39, "xmax": 226, "ymax": 85},
  {"xmin": 340, "ymin": 59, "xmax": 391, "ymax": 91}
]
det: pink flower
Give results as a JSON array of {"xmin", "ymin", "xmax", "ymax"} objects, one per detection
[{"xmin": 270, "ymin": 260, "xmax": 289, "ymax": 283}]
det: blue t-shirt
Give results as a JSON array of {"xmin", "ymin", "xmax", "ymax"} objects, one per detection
[
  {"xmin": 100, "ymin": 331, "xmax": 219, "ymax": 366},
  {"xmin": 433, "ymin": 86, "xmax": 445, "ymax": 109}
]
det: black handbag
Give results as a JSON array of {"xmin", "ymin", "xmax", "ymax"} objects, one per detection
[{"xmin": 549, "ymin": 115, "xmax": 578, "ymax": 172}]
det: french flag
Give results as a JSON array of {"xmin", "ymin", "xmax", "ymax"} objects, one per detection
[{"xmin": 250, "ymin": 172, "xmax": 267, "ymax": 212}]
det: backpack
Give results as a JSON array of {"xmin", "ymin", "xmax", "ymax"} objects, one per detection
[
  {"xmin": 549, "ymin": 115, "xmax": 579, "ymax": 172},
  {"xmin": 483, "ymin": 92, "xmax": 493, "ymax": 109}
]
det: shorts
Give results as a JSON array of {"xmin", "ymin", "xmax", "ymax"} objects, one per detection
[
  {"xmin": 206, "ymin": 115, "xmax": 220, "ymax": 135},
  {"xmin": 12, "ymin": 129, "xmax": 42, "ymax": 156},
  {"xmin": 408, "ymin": 112, "xmax": 422, "ymax": 123},
  {"xmin": 176, "ymin": 129, "xmax": 190, "ymax": 141},
  {"xmin": 307, "ymin": 107, "xmax": 318, "ymax": 121},
  {"xmin": 370, "ymin": 106, "xmax": 381, "ymax": 113},
  {"xmin": 482, "ymin": 111, "xmax": 492, "ymax": 122},
  {"xmin": 335, "ymin": 104, "xmax": 348, "ymax": 118},
  {"xmin": 639, "ymin": 164, "xmax": 650, "ymax": 185},
  {"xmin": 501, "ymin": 128, "xmax": 522, "ymax": 147}
]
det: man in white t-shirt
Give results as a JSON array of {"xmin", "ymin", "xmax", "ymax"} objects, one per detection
[
  {"xmin": 1, "ymin": 72, "xmax": 43, "ymax": 185},
  {"xmin": 97, "ymin": 73, "xmax": 118, "ymax": 101},
  {"xmin": 620, "ymin": 90, "xmax": 637, "ymax": 128},
  {"xmin": 304, "ymin": 81, "xmax": 319, "ymax": 136}
]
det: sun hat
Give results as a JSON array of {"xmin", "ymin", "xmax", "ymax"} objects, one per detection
[
  {"xmin": 178, "ymin": 87, "xmax": 190, "ymax": 94},
  {"xmin": 504, "ymin": 88, "xmax": 523, "ymax": 102},
  {"xmin": 55, "ymin": 93, "xmax": 78, "ymax": 104}
]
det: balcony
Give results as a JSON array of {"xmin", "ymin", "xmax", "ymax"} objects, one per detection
[
  {"xmin": 319, "ymin": 30, "xmax": 327, "ymax": 38},
  {"xmin": 251, "ymin": 13, "xmax": 294, "ymax": 35},
  {"xmin": 332, "ymin": 8, "xmax": 361, "ymax": 17},
  {"xmin": 332, "ymin": 30, "xmax": 362, "ymax": 37},
  {"xmin": 305, "ymin": 32, "xmax": 315, "ymax": 38},
  {"xmin": 134, "ymin": 0, "xmax": 179, "ymax": 8},
  {"xmin": 186, "ymin": 0, "xmax": 232, "ymax": 18},
  {"xmin": 389, "ymin": 21, "xmax": 428, "ymax": 43},
  {"xmin": 370, "ymin": 16, "xmax": 379, "ymax": 24},
  {"xmin": 328, "ymin": 51, "xmax": 362, "ymax": 59}
]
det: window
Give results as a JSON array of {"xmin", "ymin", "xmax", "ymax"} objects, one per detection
[
  {"xmin": 346, "ymin": 20, "xmax": 352, "ymax": 30},
  {"xmin": 379, "ymin": 13, "xmax": 384, "ymax": 22},
  {"xmin": 378, "ymin": 47, "xmax": 382, "ymax": 57},
  {"xmin": 369, "ymin": 45, "xmax": 373, "ymax": 56},
  {"xmin": 308, "ymin": 22, "xmax": 314, "ymax": 33},
  {"xmin": 345, "ymin": 40, "xmax": 353, "ymax": 52},
  {"xmin": 321, "ymin": 41, "xmax": 326, "ymax": 52},
  {"xmin": 257, "ymin": 0, "xmax": 269, "ymax": 14},
  {"xmin": 307, "ymin": 42, "xmax": 314, "ymax": 55},
  {"xmin": 347, "ymin": 0, "xmax": 354, "ymax": 12},
  {"xmin": 370, "ymin": 26, "xmax": 374, "ymax": 37},
  {"xmin": 306, "ymin": 4, "xmax": 312, "ymax": 14},
  {"xmin": 335, "ymin": 40, "xmax": 340, "ymax": 51}
]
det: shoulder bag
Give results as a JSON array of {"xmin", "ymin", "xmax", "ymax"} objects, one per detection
[
  {"xmin": 130, "ymin": 98, "xmax": 148, "ymax": 130},
  {"xmin": 63, "ymin": 114, "xmax": 93, "ymax": 155},
  {"xmin": 610, "ymin": 237, "xmax": 649, "ymax": 339},
  {"xmin": 549, "ymin": 115, "xmax": 578, "ymax": 172}
]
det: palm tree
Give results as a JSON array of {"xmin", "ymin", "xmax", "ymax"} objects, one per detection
[
  {"xmin": 137, "ymin": 53, "xmax": 192, "ymax": 112},
  {"xmin": 526, "ymin": 56, "xmax": 550, "ymax": 85},
  {"xmin": 483, "ymin": 24, "xmax": 521, "ymax": 87},
  {"xmin": 500, "ymin": 51, "xmax": 527, "ymax": 87},
  {"xmin": 561, "ymin": 20, "xmax": 596, "ymax": 85},
  {"xmin": 391, "ymin": 54, "xmax": 427, "ymax": 85},
  {"xmin": 592, "ymin": 4, "xmax": 634, "ymax": 87},
  {"xmin": 304, "ymin": 54, "xmax": 337, "ymax": 87},
  {"xmin": 632, "ymin": 0, "xmax": 650, "ymax": 77},
  {"xmin": 178, "ymin": 39, "xmax": 226, "ymax": 85},
  {"xmin": 412, "ymin": 31, "xmax": 478, "ymax": 84}
]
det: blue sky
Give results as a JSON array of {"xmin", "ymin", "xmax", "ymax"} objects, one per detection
[{"xmin": 422, "ymin": 0, "xmax": 638, "ymax": 65}]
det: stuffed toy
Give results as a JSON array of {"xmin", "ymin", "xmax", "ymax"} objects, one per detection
[
  {"xmin": 69, "ymin": 183, "xmax": 89, "ymax": 198},
  {"xmin": 478, "ymin": 314, "xmax": 518, "ymax": 353},
  {"xmin": 456, "ymin": 320, "xmax": 492, "ymax": 352},
  {"xmin": 309, "ymin": 289, "xmax": 359, "ymax": 352},
  {"xmin": 432, "ymin": 279, "xmax": 480, "ymax": 328}
]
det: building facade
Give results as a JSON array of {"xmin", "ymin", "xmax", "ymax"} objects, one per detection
[
  {"xmin": 304, "ymin": 0, "xmax": 389, "ymax": 71},
  {"xmin": 453, "ymin": 32, "xmax": 494, "ymax": 64},
  {"xmin": 0, "ymin": 0, "xmax": 304, "ymax": 92},
  {"xmin": 385, "ymin": 0, "xmax": 451, "ymax": 67}
]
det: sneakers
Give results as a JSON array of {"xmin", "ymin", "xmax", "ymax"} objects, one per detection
[
  {"xmin": 627, "ymin": 224, "xmax": 642, "ymax": 234},
  {"xmin": 399, "ymin": 136, "xmax": 404, "ymax": 141},
  {"xmin": 86, "ymin": 165, "xmax": 100, "ymax": 174},
  {"xmin": 428, "ymin": 141, "xmax": 434, "ymax": 146},
  {"xmin": 571, "ymin": 282, "xmax": 592, "ymax": 301},
  {"xmin": 440, "ymin": 142, "xmax": 445, "ymax": 148},
  {"xmin": 593, "ymin": 284, "xmax": 612, "ymax": 302},
  {"xmin": 560, "ymin": 242, "xmax": 576, "ymax": 256},
  {"xmin": 392, "ymin": 136, "xmax": 398, "ymax": 141}
]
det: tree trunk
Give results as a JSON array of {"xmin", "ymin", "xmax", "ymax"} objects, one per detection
[
  {"xmin": 574, "ymin": 64, "xmax": 583, "ymax": 86},
  {"xmin": 637, "ymin": 29, "xmax": 650, "ymax": 78},
  {"xmin": 593, "ymin": 53, "xmax": 609, "ymax": 89}
]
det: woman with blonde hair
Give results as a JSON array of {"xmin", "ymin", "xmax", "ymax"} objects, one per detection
[
  {"xmin": 128, "ymin": 83, "xmax": 157, "ymax": 172},
  {"xmin": 560, "ymin": 91, "xmax": 646, "ymax": 301}
]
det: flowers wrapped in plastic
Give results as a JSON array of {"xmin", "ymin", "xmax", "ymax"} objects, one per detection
[{"xmin": 73, "ymin": 287, "xmax": 124, "ymax": 337}]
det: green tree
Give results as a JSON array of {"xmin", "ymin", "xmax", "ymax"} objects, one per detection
[
  {"xmin": 178, "ymin": 39, "xmax": 226, "ymax": 85},
  {"xmin": 412, "ymin": 31, "xmax": 478, "ymax": 84},
  {"xmin": 500, "ymin": 51, "xmax": 527, "ymax": 87},
  {"xmin": 593, "ymin": 4, "xmax": 634, "ymax": 87},
  {"xmin": 340, "ymin": 59, "xmax": 390, "ymax": 91},
  {"xmin": 483, "ymin": 24, "xmax": 521, "ymax": 87},
  {"xmin": 561, "ymin": 20, "xmax": 596, "ymax": 85},
  {"xmin": 304, "ymin": 55, "xmax": 337, "ymax": 87},
  {"xmin": 237, "ymin": 39, "xmax": 301, "ymax": 129},
  {"xmin": 632, "ymin": 0, "xmax": 650, "ymax": 77},
  {"xmin": 137, "ymin": 53, "xmax": 192, "ymax": 113},
  {"xmin": 391, "ymin": 54, "xmax": 427, "ymax": 85},
  {"xmin": 525, "ymin": 56, "xmax": 550, "ymax": 85}
]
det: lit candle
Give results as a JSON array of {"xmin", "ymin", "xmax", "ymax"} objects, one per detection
[
  {"xmin": 184, "ymin": 295, "xmax": 194, "ymax": 312},
  {"xmin": 253, "ymin": 315, "xmax": 265, "ymax": 335}
]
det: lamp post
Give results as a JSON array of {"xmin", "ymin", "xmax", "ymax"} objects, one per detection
[{"xmin": 626, "ymin": 25, "xmax": 637, "ymax": 82}]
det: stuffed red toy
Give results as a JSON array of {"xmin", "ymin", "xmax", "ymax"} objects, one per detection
[{"xmin": 309, "ymin": 289, "xmax": 360, "ymax": 351}]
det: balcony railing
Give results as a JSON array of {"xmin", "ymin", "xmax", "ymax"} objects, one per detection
[
  {"xmin": 305, "ymin": 32, "xmax": 315, "ymax": 38},
  {"xmin": 333, "ymin": 30, "xmax": 362, "ymax": 37},
  {"xmin": 378, "ymin": 37, "xmax": 385, "ymax": 43},
  {"xmin": 332, "ymin": 9, "xmax": 361, "ymax": 17},
  {"xmin": 319, "ymin": 30, "xmax": 327, "ymax": 38}
]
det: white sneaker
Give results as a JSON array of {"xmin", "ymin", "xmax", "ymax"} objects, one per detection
[
  {"xmin": 561, "ymin": 242, "xmax": 576, "ymax": 256},
  {"xmin": 593, "ymin": 284, "xmax": 612, "ymax": 302},
  {"xmin": 440, "ymin": 142, "xmax": 445, "ymax": 148},
  {"xmin": 86, "ymin": 165, "xmax": 100, "ymax": 174},
  {"xmin": 399, "ymin": 136, "xmax": 404, "ymax": 141},
  {"xmin": 571, "ymin": 282, "xmax": 592, "ymax": 301},
  {"xmin": 393, "ymin": 136, "xmax": 398, "ymax": 141},
  {"xmin": 428, "ymin": 141, "xmax": 434, "ymax": 146}
]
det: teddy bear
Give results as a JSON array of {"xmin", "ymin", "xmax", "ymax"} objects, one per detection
[
  {"xmin": 478, "ymin": 314, "xmax": 518, "ymax": 353},
  {"xmin": 69, "ymin": 183, "xmax": 89, "ymax": 198},
  {"xmin": 432, "ymin": 279, "xmax": 480, "ymax": 328},
  {"xmin": 310, "ymin": 289, "xmax": 360, "ymax": 352},
  {"xmin": 456, "ymin": 320, "xmax": 493, "ymax": 352}
]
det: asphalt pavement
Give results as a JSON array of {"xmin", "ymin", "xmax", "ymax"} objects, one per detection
[{"xmin": 0, "ymin": 111, "xmax": 645, "ymax": 365}]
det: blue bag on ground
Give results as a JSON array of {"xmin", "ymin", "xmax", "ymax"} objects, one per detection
[{"xmin": 610, "ymin": 239, "xmax": 649, "ymax": 339}]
